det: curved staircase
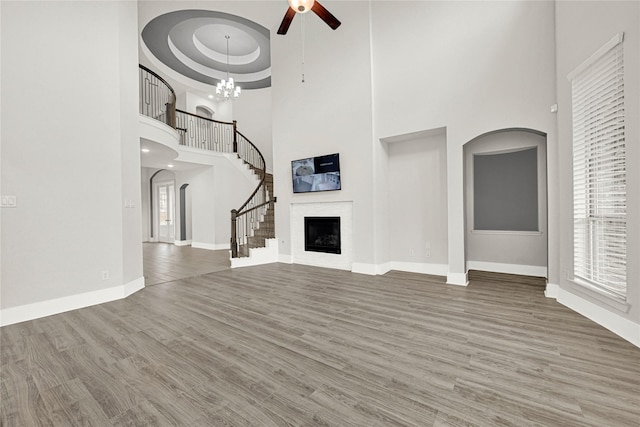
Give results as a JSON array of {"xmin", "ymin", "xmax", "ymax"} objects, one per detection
[{"xmin": 139, "ymin": 65, "xmax": 276, "ymax": 262}]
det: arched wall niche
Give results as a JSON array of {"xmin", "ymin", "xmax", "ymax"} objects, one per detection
[
  {"xmin": 463, "ymin": 128, "xmax": 548, "ymax": 278},
  {"xmin": 195, "ymin": 105, "xmax": 214, "ymax": 119}
]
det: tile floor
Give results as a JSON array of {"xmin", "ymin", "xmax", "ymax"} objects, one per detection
[{"xmin": 142, "ymin": 242, "xmax": 230, "ymax": 285}]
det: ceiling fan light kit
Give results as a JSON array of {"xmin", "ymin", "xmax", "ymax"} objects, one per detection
[
  {"xmin": 288, "ymin": 0, "xmax": 314, "ymax": 13},
  {"xmin": 277, "ymin": 0, "xmax": 341, "ymax": 35}
]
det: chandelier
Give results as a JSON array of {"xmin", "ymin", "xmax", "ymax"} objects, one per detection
[{"xmin": 216, "ymin": 35, "xmax": 241, "ymax": 100}]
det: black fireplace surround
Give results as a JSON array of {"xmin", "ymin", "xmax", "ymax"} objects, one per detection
[{"xmin": 305, "ymin": 216, "xmax": 341, "ymax": 254}]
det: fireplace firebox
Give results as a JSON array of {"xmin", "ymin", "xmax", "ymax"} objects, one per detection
[{"xmin": 305, "ymin": 217, "xmax": 341, "ymax": 254}]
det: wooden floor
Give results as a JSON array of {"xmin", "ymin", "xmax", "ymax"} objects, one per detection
[
  {"xmin": 142, "ymin": 242, "xmax": 230, "ymax": 285},
  {"xmin": 2, "ymin": 263, "xmax": 639, "ymax": 426}
]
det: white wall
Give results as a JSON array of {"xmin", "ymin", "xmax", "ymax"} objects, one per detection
[
  {"xmin": 385, "ymin": 130, "xmax": 448, "ymax": 267},
  {"xmin": 141, "ymin": 153, "xmax": 257, "ymax": 249},
  {"xmin": 370, "ymin": 1, "xmax": 558, "ymax": 283},
  {"xmin": 119, "ymin": 2, "xmax": 144, "ymax": 284},
  {"xmin": 464, "ymin": 130, "xmax": 547, "ymax": 276},
  {"xmin": 184, "ymin": 93, "xmax": 216, "ymax": 116},
  {"xmin": 184, "ymin": 92, "xmax": 233, "ymax": 123},
  {"xmin": 555, "ymin": 1, "xmax": 639, "ymax": 342},
  {"xmin": 178, "ymin": 167, "xmax": 216, "ymax": 247},
  {"xmin": 141, "ymin": 168, "xmax": 151, "ymax": 242},
  {"xmin": 1, "ymin": 1, "xmax": 142, "ymax": 312},
  {"xmin": 272, "ymin": 1, "xmax": 376, "ymax": 269},
  {"xmin": 175, "ymin": 159, "xmax": 256, "ymax": 249},
  {"xmin": 0, "ymin": 1, "xmax": 3, "ymax": 310},
  {"xmin": 233, "ymin": 87, "xmax": 274, "ymax": 172}
]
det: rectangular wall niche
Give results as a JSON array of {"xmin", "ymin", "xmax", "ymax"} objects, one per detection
[
  {"xmin": 305, "ymin": 217, "xmax": 341, "ymax": 254},
  {"xmin": 473, "ymin": 147, "xmax": 538, "ymax": 231}
]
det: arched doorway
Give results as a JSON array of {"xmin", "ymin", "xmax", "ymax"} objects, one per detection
[{"xmin": 149, "ymin": 169, "xmax": 176, "ymax": 243}]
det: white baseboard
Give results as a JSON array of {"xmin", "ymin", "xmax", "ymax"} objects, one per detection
[
  {"xmin": 191, "ymin": 242, "xmax": 229, "ymax": 251},
  {"xmin": 231, "ymin": 239, "xmax": 279, "ymax": 269},
  {"xmin": 467, "ymin": 261, "xmax": 547, "ymax": 278},
  {"xmin": 545, "ymin": 282, "xmax": 560, "ymax": 299},
  {"xmin": 351, "ymin": 263, "xmax": 377, "ymax": 275},
  {"xmin": 298, "ymin": 260, "xmax": 449, "ymax": 277},
  {"xmin": 376, "ymin": 262, "xmax": 392, "ymax": 275},
  {"xmin": 294, "ymin": 260, "xmax": 352, "ymax": 271},
  {"xmin": 124, "ymin": 277, "xmax": 145, "ymax": 296},
  {"xmin": 447, "ymin": 271, "xmax": 469, "ymax": 286},
  {"xmin": 0, "ymin": 276, "xmax": 145, "ymax": 327},
  {"xmin": 278, "ymin": 254, "xmax": 293, "ymax": 264},
  {"xmin": 389, "ymin": 261, "xmax": 448, "ymax": 277},
  {"xmin": 174, "ymin": 239, "xmax": 192, "ymax": 247},
  {"xmin": 557, "ymin": 287, "xmax": 640, "ymax": 348}
]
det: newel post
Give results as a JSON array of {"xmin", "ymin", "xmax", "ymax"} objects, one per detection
[
  {"xmin": 166, "ymin": 100, "xmax": 176, "ymax": 128},
  {"xmin": 233, "ymin": 120, "xmax": 238, "ymax": 153},
  {"xmin": 230, "ymin": 209, "xmax": 238, "ymax": 258}
]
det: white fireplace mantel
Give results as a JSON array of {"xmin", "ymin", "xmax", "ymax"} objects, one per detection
[{"xmin": 290, "ymin": 201, "xmax": 353, "ymax": 271}]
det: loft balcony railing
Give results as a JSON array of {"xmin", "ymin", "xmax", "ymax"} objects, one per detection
[
  {"xmin": 139, "ymin": 64, "xmax": 176, "ymax": 127},
  {"xmin": 138, "ymin": 65, "xmax": 275, "ymax": 258},
  {"xmin": 175, "ymin": 109, "xmax": 236, "ymax": 152}
]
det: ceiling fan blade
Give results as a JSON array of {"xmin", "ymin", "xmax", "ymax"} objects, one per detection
[
  {"xmin": 277, "ymin": 7, "xmax": 296, "ymax": 35},
  {"xmin": 311, "ymin": 1, "xmax": 341, "ymax": 30}
]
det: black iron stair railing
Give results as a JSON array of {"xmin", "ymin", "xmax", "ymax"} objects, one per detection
[{"xmin": 230, "ymin": 131, "xmax": 276, "ymax": 258}]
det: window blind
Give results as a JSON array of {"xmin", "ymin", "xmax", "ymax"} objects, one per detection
[{"xmin": 571, "ymin": 34, "xmax": 626, "ymax": 300}]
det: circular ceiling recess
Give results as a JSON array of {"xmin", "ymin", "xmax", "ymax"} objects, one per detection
[{"xmin": 142, "ymin": 10, "xmax": 271, "ymax": 90}]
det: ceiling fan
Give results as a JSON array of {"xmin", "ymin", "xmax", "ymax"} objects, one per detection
[{"xmin": 277, "ymin": 0, "xmax": 341, "ymax": 35}]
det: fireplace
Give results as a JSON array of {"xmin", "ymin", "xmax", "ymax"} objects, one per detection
[{"xmin": 305, "ymin": 217, "xmax": 341, "ymax": 254}]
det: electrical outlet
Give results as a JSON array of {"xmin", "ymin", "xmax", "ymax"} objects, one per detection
[
  {"xmin": 102, "ymin": 270, "xmax": 110, "ymax": 280},
  {"xmin": 409, "ymin": 248, "xmax": 414, "ymax": 257},
  {"xmin": 425, "ymin": 242, "xmax": 431, "ymax": 258}
]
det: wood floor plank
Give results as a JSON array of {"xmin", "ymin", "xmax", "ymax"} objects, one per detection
[
  {"xmin": 2, "ymin": 260, "xmax": 639, "ymax": 426},
  {"xmin": 39, "ymin": 377, "xmax": 112, "ymax": 426}
]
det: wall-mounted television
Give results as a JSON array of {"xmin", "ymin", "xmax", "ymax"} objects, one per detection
[{"xmin": 291, "ymin": 153, "xmax": 341, "ymax": 193}]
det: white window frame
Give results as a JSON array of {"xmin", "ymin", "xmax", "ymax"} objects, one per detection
[{"xmin": 569, "ymin": 33, "xmax": 627, "ymax": 301}]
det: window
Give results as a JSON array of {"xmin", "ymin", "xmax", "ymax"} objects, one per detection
[{"xmin": 570, "ymin": 34, "xmax": 626, "ymax": 300}]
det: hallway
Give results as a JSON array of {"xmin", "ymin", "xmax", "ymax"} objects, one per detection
[{"xmin": 143, "ymin": 242, "xmax": 230, "ymax": 286}]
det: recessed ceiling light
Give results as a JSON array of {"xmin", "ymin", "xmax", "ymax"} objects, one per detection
[
  {"xmin": 141, "ymin": 148, "xmax": 150, "ymax": 153},
  {"xmin": 208, "ymin": 94, "xmax": 214, "ymax": 99},
  {"xmin": 168, "ymin": 164, "xmax": 174, "ymax": 168}
]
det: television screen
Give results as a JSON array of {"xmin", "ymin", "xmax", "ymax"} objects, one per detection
[{"xmin": 292, "ymin": 153, "xmax": 341, "ymax": 193}]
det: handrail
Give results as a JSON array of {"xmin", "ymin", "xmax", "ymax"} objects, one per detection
[
  {"xmin": 235, "ymin": 130, "xmax": 266, "ymax": 214},
  {"xmin": 237, "ymin": 199, "xmax": 273, "ymax": 216},
  {"xmin": 175, "ymin": 108, "xmax": 234, "ymax": 126}
]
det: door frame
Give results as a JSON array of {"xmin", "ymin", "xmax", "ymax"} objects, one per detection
[{"xmin": 154, "ymin": 180, "xmax": 176, "ymax": 243}]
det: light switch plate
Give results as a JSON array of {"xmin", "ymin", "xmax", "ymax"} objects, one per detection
[{"xmin": 1, "ymin": 195, "xmax": 17, "ymax": 208}]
